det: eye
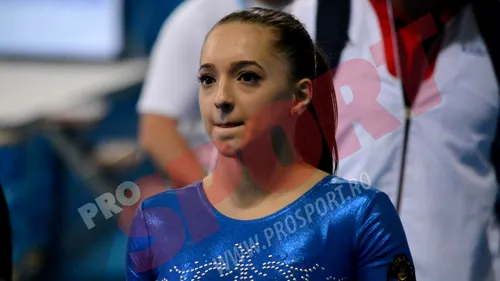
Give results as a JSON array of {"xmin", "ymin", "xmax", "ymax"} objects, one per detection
[
  {"xmin": 197, "ymin": 74, "xmax": 216, "ymax": 86},
  {"xmin": 238, "ymin": 72, "xmax": 261, "ymax": 84}
]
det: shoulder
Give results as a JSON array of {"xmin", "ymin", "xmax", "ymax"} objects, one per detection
[
  {"xmin": 153, "ymin": 0, "xmax": 205, "ymax": 44},
  {"xmin": 314, "ymin": 175, "xmax": 395, "ymax": 219},
  {"xmin": 318, "ymin": 175, "xmax": 385, "ymax": 203},
  {"xmin": 316, "ymin": 179, "xmax": 413, "ymax": 277},
  {"xmin": 157, "ymin": 0, "xmax": 239, "ymax": 38},
  {"xmin": 318, "ymin": 176, "xmax": 407, "ymax": 243},
  {"xmin": 285, "ymin": 0, "xmax": 317, "ymax": 12},
  {"xmin": 140, "ymin": 181, "xmax": 205, "ymax": 213}
]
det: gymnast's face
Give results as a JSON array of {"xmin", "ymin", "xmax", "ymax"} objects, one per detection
[{"xmin": 198, "ymin": 22, "xmax": 295, "ymax": 157}]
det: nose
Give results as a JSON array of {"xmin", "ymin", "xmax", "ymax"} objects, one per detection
[
  {"xmin": 213, "ymin": 80, "xmax": 235, "ymax": 114},
  {"xmin": 214, "ymin": 101, "xmax": 234, "ymax": 114}
]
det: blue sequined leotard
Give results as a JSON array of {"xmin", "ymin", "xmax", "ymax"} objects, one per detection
[{"xmin": 126, "ymin": 175, "xmax": 414, "ymax": 281}]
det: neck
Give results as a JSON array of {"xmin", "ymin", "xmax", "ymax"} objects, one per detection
[{"xmin": 207, "ymin": 142, "xmax": 312, "ymax": 207}]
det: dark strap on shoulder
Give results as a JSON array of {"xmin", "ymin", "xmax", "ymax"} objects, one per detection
[{"xmin": 315, "ymin": 0, "xmax": 351, "ymax": 69}]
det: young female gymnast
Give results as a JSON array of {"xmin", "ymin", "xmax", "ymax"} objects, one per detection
[{"xmin": 126, "ymin": 7, "xmax": 415, "ymax": 281}]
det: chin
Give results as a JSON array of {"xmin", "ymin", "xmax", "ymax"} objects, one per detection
[{"xmin": 212, "ymin": 139, "xmax": 242, "ymax": 158}]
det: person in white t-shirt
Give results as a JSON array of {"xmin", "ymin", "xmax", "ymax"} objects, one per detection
[{"xmin": 137, "ymin": 0, "xmax": 289, "ymax": 189}]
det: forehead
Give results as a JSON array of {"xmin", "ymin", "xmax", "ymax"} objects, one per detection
[{"xmin": 201, "ymin": 22, "xmax": 284, "ymax": 68}]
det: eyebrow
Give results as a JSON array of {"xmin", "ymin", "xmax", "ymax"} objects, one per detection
[{"xmin": 198, "ymin": 60, "xmax": 264, "ymax": 74}]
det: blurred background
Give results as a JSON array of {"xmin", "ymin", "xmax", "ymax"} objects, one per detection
[{"xmin": 0, "ymin": 0, "xmax": 183, "ymax": 280}]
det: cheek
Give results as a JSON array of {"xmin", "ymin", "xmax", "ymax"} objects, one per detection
[
  {"xmin": 242, "ymin": 99, "xmax": 292, "ymax": 139},
  {"xmin": 198, "ymin": 95, "xmax": 213, "ymax": 130},
  {"xmin": 198, "ymin": 93, "xmax": 211, "ymax": 117},
  {"xmin": 245, "ymin": 91, "xmax": 292, "ymax": 120},
  {"xmin": 240, "ymin": 87, "xmax": 292, "ymax": 119},
  {"xmin": 199, "ymin": 105, "xmax": 209, "ymax": 122}
]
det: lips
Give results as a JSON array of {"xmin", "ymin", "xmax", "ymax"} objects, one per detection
[{"xmin": 214, "ymin": 121, "xmax": 245, "ymax": 128}]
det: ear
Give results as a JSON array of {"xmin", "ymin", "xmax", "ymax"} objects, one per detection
[{"xmin": 291, "ymin": 78, "xmax": 313, "ymax": 116}]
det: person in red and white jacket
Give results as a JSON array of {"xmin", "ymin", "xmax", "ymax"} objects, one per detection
[{"xmin": 287, "ymin": 0, "xmax": 500, "ymax": 280}]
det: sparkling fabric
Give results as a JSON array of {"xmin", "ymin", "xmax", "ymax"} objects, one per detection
[{"xmin": 126, "ymin": 175, "xmax": 413, "ymax": 280}]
